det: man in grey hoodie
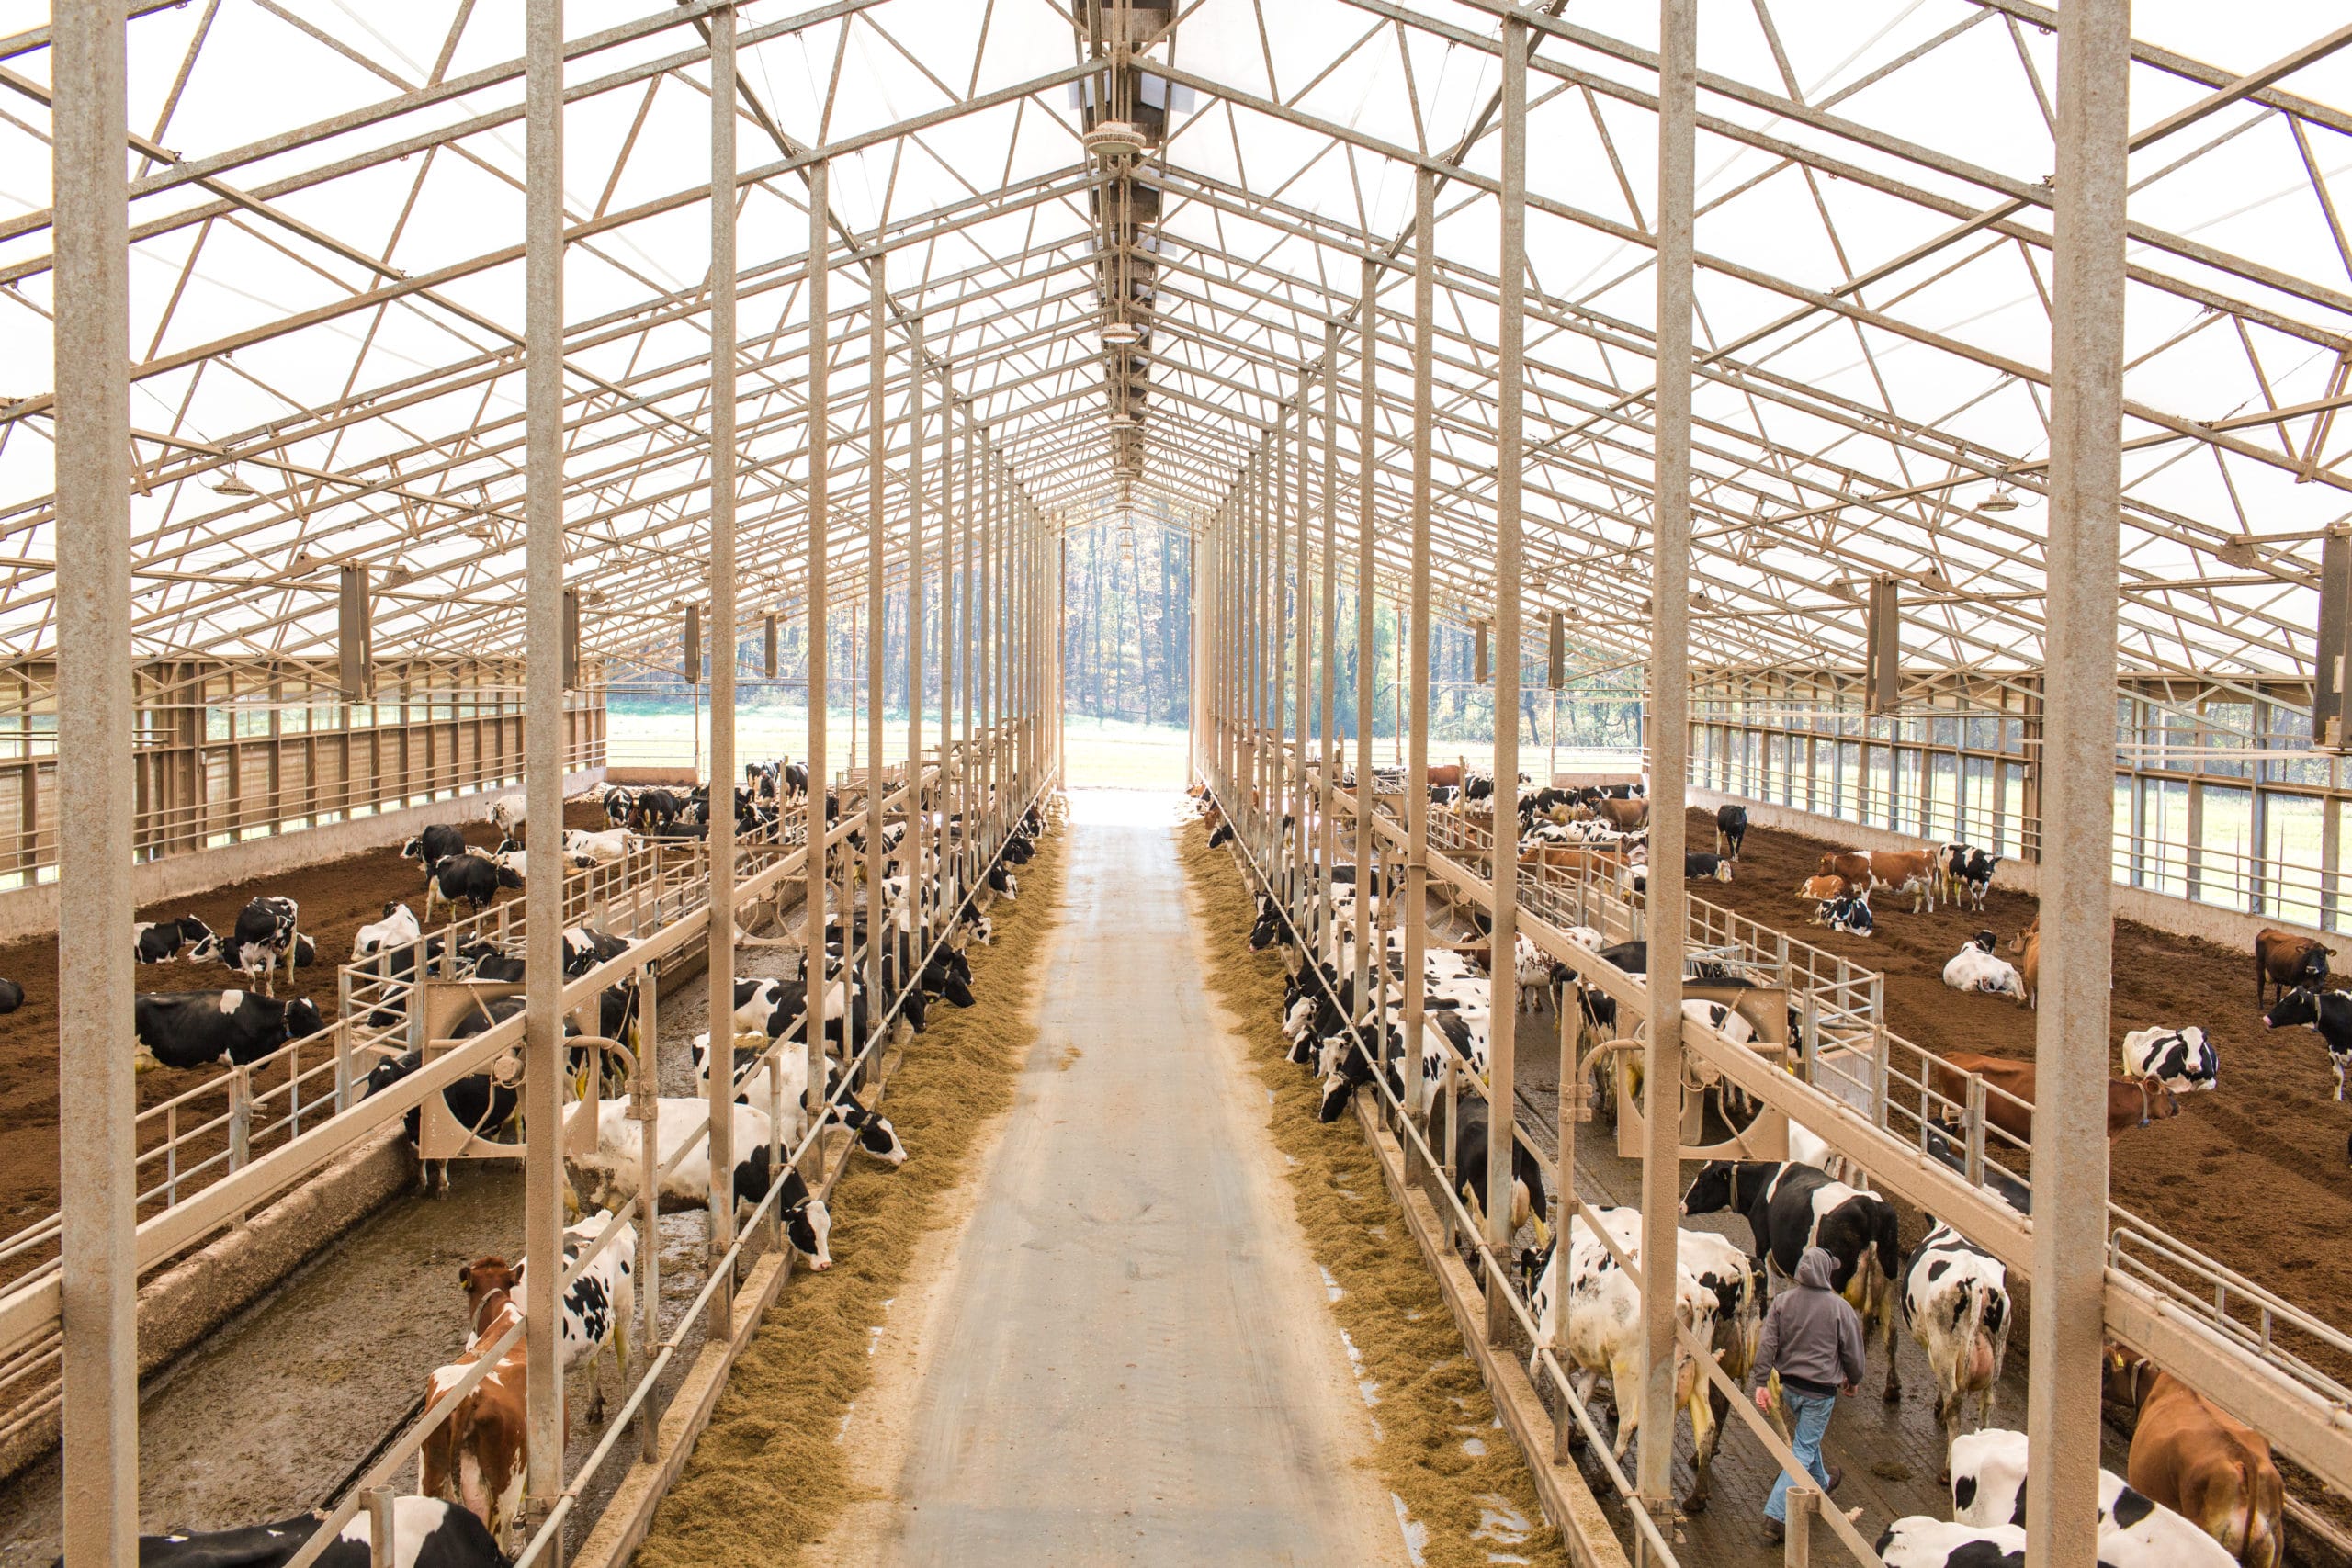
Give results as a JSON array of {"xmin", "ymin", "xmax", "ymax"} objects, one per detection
[{"xmin": 1751, "ymin": 1245, "xmax": 1867, "ymax": 1542}]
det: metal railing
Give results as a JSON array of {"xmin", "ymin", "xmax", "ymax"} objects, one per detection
[{"xmin": 1289, "ymin": 766, "xmax": 2352, "ymax": 1500}]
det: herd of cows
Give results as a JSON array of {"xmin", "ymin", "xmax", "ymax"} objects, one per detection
[
  {"xmin": 61, "ymin": 774, "xmax": 1049, "ymax": 1567},
  {"xmin": 1199, "ymin": 775, "xmax": 2297, "ymax": 1568}
]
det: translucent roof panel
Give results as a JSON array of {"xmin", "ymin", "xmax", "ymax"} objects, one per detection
[{"xmin": 0, "ymin": 0, "xmax": 2344, "ymax": 689}]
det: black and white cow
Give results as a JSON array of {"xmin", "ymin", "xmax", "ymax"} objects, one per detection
[
  {"xmin": 2261, "ymin": 987, "xmax": 2352, "ymax": 1100},
  {"xmin": 1249, "ymin": 894, "xmax": 1286, "ymax": 952},
  {"xmin": 134, "ymin": 990, "xmax": 325, "ymax": 1073},
  {"xmin": 513, "ymin": 1207, "xmax": 634, "ymax": 1423},
  {"xmin": 1714, "ymin": 804, "xmax": 1749, "ymax": 860},
  {"xmin": 401, "ymin": 824, "xmax": 470, "ymax": 879},
  {"xmin": 560, "ymin": 926, "xmax": 632, "ymax": 979},
  {"xmin": 1950, "ymin": 1427, "xmax": 2031, "ymax": 1527},
  {"xmin": 1922, "ymin": 1125, "xmax": 2032, "ymax": 1214},
  {"xmin": 133, "ymin": 915, "xmax": 218, "ymax": 965},
  {"xmin": 426, "ymin": 853, "xmax": 522, "ymax": 919},
  {"xmin": 353, "ymin": 902, "xmax": 421, "ymax": 964},
  {"xmin": 1684, "ymin": 852, "xmax": 1733, "ymax": 884},
  {"xmin": 1955, "ymin": 848, "xmax": 2001, "ymax": 913},
  {"xmin": 2120, "ymin": 1025, "xmax": 2218, "ymax": 1094},
  {"xmin": 360, "ymin": 1049, "xmax": 519, "ymax": 1196},
  {"xmin": 221, "ymin": 897, "xmax": 310, "ymax": 990},
  {"xmin": 73, "ymin": 1497, "xmax": 506, "ymax": 1568},
  {"xmin": 1903, "ymin": 1223, "xmax": 2011, "ymax": 1475},
  {"xmin": 1679, "ymin": 1158, "xmax": 1903, "ymax": 1400},
  {"xmin": 624, "ymin": 789, "xmax": 683, "ymax": 832},
  {"xmin": 1875, "ymin": 1517, "xmax": 2024, "ymax": 1568},
  {"xmin": 1822, "ymin": 895, "xmax": 1874, "ymax": 936},
  {"xmin": 569, "ymin": 1100, "xmax": 832, "ymax": 1267},
  {"xmin": 1427, "ymin": 1099, "xmax": 1549, "ymax": 1249},
  {"xmin": 978, "ymin": 863, "xmax": 1018, "ymax": 909},
  {"xmin": 692, "ymin": 1032, "xmax": 909, "ymax": 1165}
]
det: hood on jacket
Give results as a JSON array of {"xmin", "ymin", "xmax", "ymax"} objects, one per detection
[{"xmin": 1794, "ymin": 1246, "xmax": 1838, "ymax": 1291}]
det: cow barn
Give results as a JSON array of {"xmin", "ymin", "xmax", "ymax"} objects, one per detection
[{"xmin": 12, "ymin": 6, "xmax": 2352, "ymax": 1568}]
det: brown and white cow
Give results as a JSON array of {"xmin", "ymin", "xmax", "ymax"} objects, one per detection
[
  {"xmin": 2254, "ymin": 928, "xmax": 2331, "ymax": 1006},
  {"xmin": 1816, "ymin": 848, "xmax": 1940, "ymax": 913},
  {"xmin": 1928, "ymin": 1050, "xmax": 2177, "ymax": 1142},
  {"xmin": 2105, "ymin": 1348, "xmax": 2284, "ymax": 1568},
  {"xmin": 421, "ymin": 1257, "xmax": 540, "ymax": 1546}
]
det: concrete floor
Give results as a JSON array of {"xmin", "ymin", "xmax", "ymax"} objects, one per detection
[{"xmin": 871, "ymin": 793, "xmax": 1405, "ymax": 1568}]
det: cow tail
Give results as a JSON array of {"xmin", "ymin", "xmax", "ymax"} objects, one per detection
[
  {"xmin": 1874, "ymin": 1208, "xmax": 1902, "ymax": 1304},
  {"xmin": 2246, "ymin": 1456, "xmax": 2286, "ymax": 1568}
]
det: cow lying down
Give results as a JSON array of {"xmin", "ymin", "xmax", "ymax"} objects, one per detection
[
  {"xmin": 1946, "ymin": 1429, "xmax": 2237, "ymax": 1568},
  {"xmin": 1943, "ymin": 932, "xmax": 2024, "ymax": 999}
]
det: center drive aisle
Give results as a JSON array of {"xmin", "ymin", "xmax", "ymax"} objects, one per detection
[{"xmin": 873, "ymin": 792, "xmax": 1407, "ymax": 1567}]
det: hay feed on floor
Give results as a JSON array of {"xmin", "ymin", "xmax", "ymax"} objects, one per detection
[
  {"xmin": 633, "ymin": 835, "xmax": 1066, "ymax": 1568},
  {"xmin": 1177, "ymin": 822, "xmax": 1570, "ymax": 1568}
]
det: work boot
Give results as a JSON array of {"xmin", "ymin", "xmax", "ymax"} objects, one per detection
[
  {"xmin": 1825, "ymin": 1465, "xmax": 1845, "ymax": 1495},
  {"xmin": 1764, "ymin": 1519, "xmax": 1785, "ymax": 1546}
]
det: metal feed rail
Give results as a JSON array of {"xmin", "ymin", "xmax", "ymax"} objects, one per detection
[
  {"xmin": 285, "ymin": 761, "xmax": 1053, "ymax": 1568},
  {"xmin": 0, "ymin": 807, "xmax": 804, "ymax": 1297},
  {"xmin": 0, "ymin": 762, "xmax": 939, "ymax": 1364},
  {"xmin": 1321, "ymin": 784, "xmax": 2352, "ymax": 1501}
]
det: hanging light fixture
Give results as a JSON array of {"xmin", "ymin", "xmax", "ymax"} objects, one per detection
[
  {"xmin": 211, "ymin": 468, "xmax": 256, "ymax": 496},
  {"xmin": 1978, "ymin": 483, "xmax": 2021, "ymax": 513},
  {"xmin": 1083, "ymin": 121, "xmax": 1146, "ymax": 163},
  {"xmin": 1101, "ymin": 322, "xmax": 1142, "ymax": 347}
]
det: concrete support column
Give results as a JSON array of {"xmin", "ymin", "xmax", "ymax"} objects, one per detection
[
  {"xmin": 909, "ymin": 328, "xmax": 926, "ymax": 939},
  {"xmin": 1292, "ymin": 368, "xmax": 1310, "ymax": 907},
  {"xmin": 1355, "ymin": 263, "xmax": 1378, "ymax": 1015},
  {"xmin": 865, "ymin": 264, "xmax": 887, "ymax": 1048},
  {"xmin": 2025, "ymin": 0, "xmax": 2130, "ymax": 1560},
  {"xmin": 803, "ymin": 160, "xmax": 832, "ymax": 1145},
  {"xmin": 1403, "ymin": 167, "xmax": 1436, "ymax": 1178},
  {"xmin": 704, "ymin": 3, "xmax": 740, "ymax": 1321},
  {"xmin": 958, "ymin": 400, "xmax": 974, "ymax": 883},
  {"xmin": 521, "ymin": 0, "xmax": 568, "ymax": 1513},
  {"xmin": 52, "ymin": 6, "xmax": 139, "ymax": 1560},
  {"xmin": 1487, "ymin": 17, "xmax": 1527, "ymax": 1354},
  {"xmin": 1319, "ymin": 320, "xmax": 1340, "ymax": 962},
  {"xmin": 1641, "ymin": 0, "xmax": 1696, "ymax": 1506}
]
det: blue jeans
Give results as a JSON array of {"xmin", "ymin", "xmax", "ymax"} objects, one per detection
[{"xmin": 1765, "ymin": 1388, "xmax": 1837, "ymax": 1523}]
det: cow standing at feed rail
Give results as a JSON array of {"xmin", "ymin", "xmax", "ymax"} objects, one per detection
[
  {"xmin": 1425, "ymin": 1099, "xmax": 1549, "ymax": 1249},
  {"xmin": 1900, "ymin": 1223, "xmax": 2010, "ymax": 1476},
  {"xmin": 1927, "ymin": 1049, "xmax": 2180, "ymax": 1142},
  {"xmin": 567, "ymin": 1098, "xmax": 833, "ymax": 1268},
  {"xmin": 422, "ymin": 1258, "xmax": 534, "ymax": 1546},
  {"xmin": 2255, "ymin": 929, "xmax": 2332, "ymax": 1006},
  {"xmin": 63, "ymin": 1498, "xmax": 508, "ymax": 1568},
  {"xmin": 1525, "ymin": 1206, "xmax": 1725, "ymax": 1500},
  {"xmin": 1679, "ymin": 1159, "xmax": 1903, "ymax": 1402},
  {"xmin": 691, "ymin": 1030, "xmax": 909, "ymax": 1166},
  {"xmin": 2121, "ymin": 1026, "xmax": 2218, "ymax": 1094},
  {"xmin": 133, "ymin": 916, "xmax": 217, "ymax": 964},
  {"xmin": 401, "ymin": 823, "xmax": 470, "ymax": 880},
  {"xmin": 1715, "ymin": 804, "xmax": 1748, "ymax": 859},
  {"xmin": 221, "ymin": 896, "xmax": 312, "ymax": 991},
  {"xmin": 560, "ymin": 925, "xmax": 631, "ymax": 979},
  {"xmin": 1943, "ymin": 932, "xmax": 2024, "ymax": 999},
  {"xmin": 510, "ymin": 1208, "xmax": 635, "ymax": 1424},
  {"xmin": 2261, "ymin": 987, "xmax": 2352, "ymax": 1100},
  {"xmin": 133, "ymin": 991, "xmax": 325, "ymax": 1073},
  {"xmin": 2104, "ymin": 1348, "xmax": 2285, "ymax": 1568}
]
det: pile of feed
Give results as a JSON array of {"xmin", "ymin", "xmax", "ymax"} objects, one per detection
[
  {"xmin": 1178, "ymin": 822, "xmax": 1570, "ymax": 1568},
  {"xmin": 636, "ymin": 829, "xmax": 1066, "ymax": 1566}
]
